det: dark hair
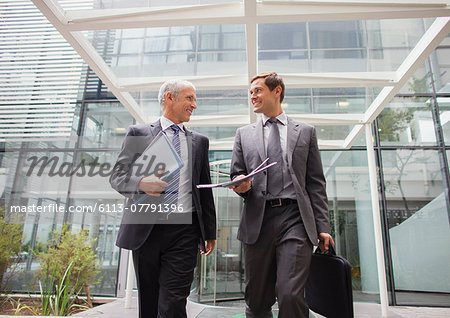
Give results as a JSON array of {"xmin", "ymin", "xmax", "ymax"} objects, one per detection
[{"xmin": 250, "ymin": 72, "xmax": 285, "ymax": 103}]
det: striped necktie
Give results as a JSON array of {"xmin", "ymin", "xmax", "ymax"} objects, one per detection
[{"xmin": 163, "ymin": 124, "xmax": 181, "ymax": 208}]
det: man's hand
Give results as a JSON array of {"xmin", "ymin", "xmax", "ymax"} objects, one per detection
[
  {"xmin": 201, "ymin": 240, "xmax": 216, "ymax": 256},
  {"xmin": 138, "ymin": 176, "xmax": 168, "ymax": 196},
  {"xmin": 229, "ymin": 175, "xmax": 251, "ymax": 193},
  {"xmin": 318, "ymin": 233, "xmax": 335, "ymax": 252}
]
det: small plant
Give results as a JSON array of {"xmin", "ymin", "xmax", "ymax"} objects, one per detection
[
  {"xmin": 37, "ymin": 224, "xmax": 100, "ymax": 308},
  {"xmin": 39, "ymin": 261, "xmax": 88, "ymax": 316},
  {"xmin": 7, "ymin": 296, "xmax": 40, "ymax": 316}
]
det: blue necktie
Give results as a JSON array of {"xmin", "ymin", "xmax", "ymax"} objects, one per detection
[{"xmin": 163, "ymin": 125, "xmax": 181, "ymax": 208}]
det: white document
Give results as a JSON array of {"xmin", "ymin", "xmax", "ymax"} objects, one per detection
[
  {"xmin": 196, "ymin": 157, "xmax": 277, "ymax": 189},
  {"xmin": 132, "ymin": 131, "xmax": 183, "ymax": 204}
]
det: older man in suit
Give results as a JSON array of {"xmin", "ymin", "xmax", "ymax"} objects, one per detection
[
  {"xmin": 230, "ymin": 72, "xmax": 334, "ymax": 318},
  {"xmin": 110, "ymin": 79, "xmax": 216, "ymax": 318}
]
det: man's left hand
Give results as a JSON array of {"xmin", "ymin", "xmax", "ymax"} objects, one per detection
[
  {"xmin": 318, "ymin": 233, "xmax": 334, "ymax": 252},
  {"xmin": 201, "ymin": 240, "xmax": 216, "ymax": 256}
]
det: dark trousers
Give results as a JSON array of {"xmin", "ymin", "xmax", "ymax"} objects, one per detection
[
  {"xmin": 244, "ymin": 203, "xmax": 313, "ymax": 318},
  {"xmin": 132, "ymin": 221, "xmax": 200, "ymax": 318}
]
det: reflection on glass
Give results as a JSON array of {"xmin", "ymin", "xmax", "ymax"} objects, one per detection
[
  {"xmin": 316, "ymin": 126, "xmax": 351, "ymax": 141},
  {"xmin": 381, "ymin": 150, "xmax": 450, "ymax": 303},
  {"xmin": 192, "ymin": 159, "xmax": 245, "ymax": 302},
  {"xmin": 321, "ymin": 150, "xmax": 379, "ymax": 302},
  {"xmin": 313, "ymin": 87, "xmax": 372, "ymax": 113},
  {"xmin": 439, "ymin": 97, "xmax": 450, "ymax": 144},
  {"xmin": 433, "ymin": 47, "xmax": 450, "ymax": 93},
  {"xmin": 378, "ymin": 97, "xmax": 436, "ymax": 146},
  {"xmin": 258, "ymin": 19, "xmax": 428, "ymax": 73},
  {"xmin": 94, "ymin": 25, "xmax": 246, "ymax": 77},
  {"xmin": 80, "ymin": 102, "xmax": 133, "ymax": 148},
  {"xmin": 397, "ymin": 65, "xmax": 433, "ymax": 94},
  {"xmin": 193, "ymin": 127, "xmax": 238, "ymax": 144},
  {"xmin": 3, "ymin": 150, "xmax": 72, "ymax": 293}
]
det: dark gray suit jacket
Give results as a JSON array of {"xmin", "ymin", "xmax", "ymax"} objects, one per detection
[
  {"xmin": 110, "ymin": 120, "xmax": 216, "ymax": 250},
  {"xmin": 230, "ymin": 116, "xmax": 330, "ymax": 245}
]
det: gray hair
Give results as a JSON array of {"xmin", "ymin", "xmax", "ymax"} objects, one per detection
[{"xmin": 158, "ymin": 79, "xmax": 196, "ymax": 107}]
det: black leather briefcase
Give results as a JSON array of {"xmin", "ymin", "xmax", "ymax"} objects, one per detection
[{"xmin": 305, "ymin": 245, "xmax": 354, "ymax": 318}]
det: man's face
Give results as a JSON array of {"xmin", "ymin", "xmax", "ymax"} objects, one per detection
[
  {"xmin": 165, "ymin": 86, "xmax": 197, "ymax": 124},
  {"xmin": 249, "ymin": 78, "xmax": 280, "ymax": 115}
]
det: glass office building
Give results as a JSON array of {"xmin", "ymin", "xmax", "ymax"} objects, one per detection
[{"xmin": 1, "ymin": 0, "xmax": 449, "ymax": 308}]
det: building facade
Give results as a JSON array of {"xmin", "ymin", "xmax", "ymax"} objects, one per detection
[{"xmin": 1, "ymin": 0, "xmax": 449, "ymax": 308}]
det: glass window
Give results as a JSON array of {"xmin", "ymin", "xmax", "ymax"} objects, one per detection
[
  {"xmin": 321, "ymin": 150, "xmax": 380, "ymax": 302},
  {"xmin": 312, "ymin": 88, "xmax": 373, "ymax": 114},
  {"xmin": 365, "ymin": 19, "xmax": 424, "ymax": 49},
  {"xmin": 259, "ymin": 23, "xmax": 307, "ymax": 50},
  {"xmin": 195, "ymin": 89, "xmax": 248, "ymax": 116},
  {"xmin": 103, "ymin": 25, "xmax": 246, "ymax": 77},
  {"xmin": 316, "ymin": 125, "xmax": 352, "ymax": 141},
  {"xmin": 438, "ymin": 96, "xmax": 450, "ymax": 144},
  {"xmin": 80, "ymin": 102, "xmax": 134, "ymax": 148},
  {"xmin": 432, "ymin": 47, "xmax": 450, "ymax": 93},
  {"xmin": 169, "ymin": 35, "xmax": 194, "ymax": 51},
  {"xmin": 310, "ymin": 21, "xmax": 364, "ymax": 49},
  {"xmin": 311, "ymin": 49, "xmax": 367, "ymax": 72},
  {"xmin": 283, "ymin": 96, "xmax": 312, "ymax": 114},
  {"xmin": 120, "ymin": 28, "xmax": 145, "ymax": 39},
  {"xmin": 377, "ymin": 97, "xmax": 436, "ymax": 146},
  {"xmin": 119, "ymin": 39, "xmax": 143, "ymax": 54},
  {"xmin": 381, "ymin": 149, "xmax": 450, "ymax": 304},
  {"xmin": 193, "ymin": 157, "xmax": 245, "ymax": 302},
  {"xmin": 193, "ymin": 127, "xmax": 239, "ymax": 144},
  {"xmin": 397, "ymin": 63, "xmax": 433, "ymax": 95},
  {"xmin": 145, "ymin": 37, "xmax": 168, "ymax": 53}
]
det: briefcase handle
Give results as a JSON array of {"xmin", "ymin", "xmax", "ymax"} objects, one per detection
[{"xmin": 315, "ymin": 243, "xmax": 336, "ymax": 256}]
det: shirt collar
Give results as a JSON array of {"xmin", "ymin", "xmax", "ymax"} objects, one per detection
[
  {"xmin": 160, "ymin": 116, "xmax": 185, "ymax": 132},
  {"xmin": 262, "ymin": 112, "xmax": 287, "ymax": 126}
]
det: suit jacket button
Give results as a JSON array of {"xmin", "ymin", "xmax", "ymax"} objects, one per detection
[
  {"xmin": 263, "ymin": 171, "xmax": 267, "ymax": 175},
  {"xmin": 262, "ymin": 191, "xmax": 266, "ymax": 195}
]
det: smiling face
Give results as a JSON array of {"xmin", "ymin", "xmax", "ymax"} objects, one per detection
[
  {"xmin": 249, "ymin": 78, "xmax": 283, "ymax": 118},
  {"xmin": 162, "ymin": 85, "xmax": 197, "ymax": 124}
]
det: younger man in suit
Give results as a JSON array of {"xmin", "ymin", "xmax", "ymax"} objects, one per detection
[{"xmin": 230, "ymin": 72, "xmax": 334, "ymax": 318}]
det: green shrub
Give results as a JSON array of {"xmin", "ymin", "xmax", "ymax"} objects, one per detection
[
  {"xmin": 37, "ymin": 224, "xmax": 100, "ymax": 306},
  {"xmin": 0, "ymin": 216, "xmax": 22, "ymax": 292}
]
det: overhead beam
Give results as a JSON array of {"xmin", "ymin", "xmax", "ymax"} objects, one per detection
[
  {"xmin": 258, "ymin": 1, "xmax": 450, "ymax": 23},
  {"xmin": 117, "ymin": 72, "xmax": 396, "ymax": 92},
  {"xmin": 64, "ymin": 0, "xmax": 450, "ymax": 30},
  {"xmin": 65, "ymin": 3, "xmax": 245, "ymax": 31},
  {"xmin": 280, "ymin": 72, "xmax": 397, "ymax": 88},
  {"xmin": 117, "ymin": 75, "xmax": 249, "ymax": 91}
]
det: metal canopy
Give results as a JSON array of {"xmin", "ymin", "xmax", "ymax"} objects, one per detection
[{"xmin": 31, "ymin": 0, "xmax": 450, "ymax": 150}]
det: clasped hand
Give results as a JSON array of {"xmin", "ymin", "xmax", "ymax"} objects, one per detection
[
  {"xmin": 138, "ymin": 175, "xmax": 168, "ymax": 196},
  {"xmin": 229, "ymin": 175, "xmax": 251, "ymax": 193}
]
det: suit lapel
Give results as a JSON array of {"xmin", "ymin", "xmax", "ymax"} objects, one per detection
[
  {"xmin": 149, "ymin": 120, "xmax": 162, "ymax": 137},
  {"xmin": 287, "ymin": 117, "xmax": 301, "ymax": 168},
  {"xmin": 185, "ymin": 128, "xmax": 194, "ymax": 164},
  {"xmin": 184, "ymin": 128, "xmax": 196, "ymax": 188},
  {"xmin": 254, "ymin": 119, "xmax": 265, "ymax": 162}
]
